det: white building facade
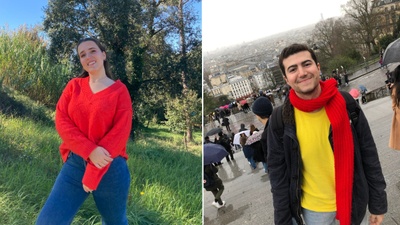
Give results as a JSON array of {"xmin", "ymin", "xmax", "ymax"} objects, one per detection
[{"xmin": 229, "ymin": 76, "xmax": 253, "ymax": 99}]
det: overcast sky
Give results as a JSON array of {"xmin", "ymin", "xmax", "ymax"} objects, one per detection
[{"xmin": 203, "ymin": 0, "xmax": 349, "ymax": 52}]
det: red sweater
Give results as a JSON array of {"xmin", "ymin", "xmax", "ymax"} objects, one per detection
[{"xmin": 55, "ymin": 77, "xmax": 133, "ymax": 190}]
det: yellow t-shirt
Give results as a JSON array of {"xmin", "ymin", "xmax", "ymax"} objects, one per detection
[{"xmin": 294, "ymin": 107, "xmax": 336, "ymax": 212}]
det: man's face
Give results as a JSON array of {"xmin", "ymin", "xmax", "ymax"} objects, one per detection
[{"xmin": 282, "ymin": 51, "xmax": 321, "ymax": 99}]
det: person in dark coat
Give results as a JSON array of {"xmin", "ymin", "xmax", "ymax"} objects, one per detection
[
  {"xmin": 267, "ymin": 43, "xmax": 387, "ymax": 225},
  {"xmin": 251, "ymin": 96, "xmax": 273, "ymax": 173},
  {"xmin": 204, "ymin": 136, "xmax": 212, "ymax": 144},
  {"xmin": 222, "ymin": 117, "xmax": 231, "ymax": 132},
  {"xmin": 216, "ymin": 132, "xmax": 234, "ymax": 162},
  {"xmin": 203, "ymin": 164, "xmax": 225, "ymax": 208},
  {"xmin": 238, "ymin": 123, "xmax": 247, "ymax": 132}
]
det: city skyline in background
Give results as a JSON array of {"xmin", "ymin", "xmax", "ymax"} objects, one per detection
[{"xmin": 203, "ymin": 0, "xmax": 349, "ymax": 52}]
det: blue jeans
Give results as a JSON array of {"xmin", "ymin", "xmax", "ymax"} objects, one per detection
[
  {"xmin": 262, "ymin": 162, "xmax": 268, "ymax": 172},
  {"xmin": 300, "ymin": 208, "xmax": 368, "ymax": 225},
  {"xmin": 247, "ymin": 157, "xmax": 257, "ymax": 169},
  {"xmin": 302, "ymin": 208, "xmax": 337, "ymax": 225},
  {"xmin": 36, "ymin": 153, "xmax": 130, "ymax": 225}
]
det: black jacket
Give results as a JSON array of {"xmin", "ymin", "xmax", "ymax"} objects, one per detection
[
  {"xmin": 204, "ymin": 164, "xmax": 222, "ymax": 191},
  {"xmin": 267, "ymin": 98, "xmax": 387, "ymax": 225}
]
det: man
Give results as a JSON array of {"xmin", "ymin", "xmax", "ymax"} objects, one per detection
[
  {"xmin": 203, "ymin": 163, "xmax": 226, "ymax": 209},
  {"xmin": 251, "ymin": 96, "xmax": 273, "ymax": 173},
  {"xmin": 267, "ymin": 43, "xmax": 387, "ymax": 225},
  {"xmin": 216, "ymin": 131, "xmax": 234, "ymax": 162},
  {"xmin": 238, "ymin": 123, "xmax": 247, "ymax": 132},
  {"xmin": 222, "ymin": 117, "xmax": 231, "ymax": 132}
]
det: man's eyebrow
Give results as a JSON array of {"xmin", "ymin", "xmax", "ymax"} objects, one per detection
[
  {"xmin": 287, "ymin": 59, "xmax": 313, "ymax": 71},
  {"xmin": 301, "ymin": 59, "xmax": 313, "ymax": 64},
  {"xmin": 286, "ymin": 64, "xmax": 298, "ymax": 71}
]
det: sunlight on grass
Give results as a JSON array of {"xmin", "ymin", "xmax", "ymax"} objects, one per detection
[{"xmin": 0, "ymin": 113, "xmax": 202, "ymax": 224}]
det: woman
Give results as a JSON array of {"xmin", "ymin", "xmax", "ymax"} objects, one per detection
[
  {"xmin": 249, "ymin": 124, "xmax": 259, "ymax": 135},
  {"xmin": 389, "ymin": 65, "xmax": 400, "ymax": 150},
  {"xmin": 36, "ymin": 37, "xmax": 133, "ymax": 224},
  {"xmin": 240, "ymin": 133, "xmax": 256, "ymax": 169}
]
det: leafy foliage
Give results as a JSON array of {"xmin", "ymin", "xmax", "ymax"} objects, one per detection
[
  {"xmin": 326, "ymin": 55, "xmax": 357, "ymax": 74},
  {"xmin": 0, "ymin": 0, "xmax": 201, "ymax": 139},
  {"xmin": 203, "ymin": 93, "xmax": 233, "ymax": 119},
  {"xmin": 378, "ymin": 34, "xmax": 396, "ymax": 50},
  {"xmin": 165, "ymin": 89, "xmax": 201, "ymax": 135}
]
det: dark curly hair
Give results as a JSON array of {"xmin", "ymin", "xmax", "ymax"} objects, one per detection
[{"xmin": 278, "ymin": 43, "xmax": 318, "ymax": 77}]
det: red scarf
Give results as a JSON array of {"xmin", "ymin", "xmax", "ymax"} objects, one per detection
[{"xmin": 289, "ymin": 79, "xmax": 354, "ymax": 225}]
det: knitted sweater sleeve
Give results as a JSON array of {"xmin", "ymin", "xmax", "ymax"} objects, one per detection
[
  {"xmin": 82, "ymin": 85, "xmax": 133, "ymax": 190},
  {"xmin": 55, "ymin": 80, "xmax": 98, "ymax": 160}
]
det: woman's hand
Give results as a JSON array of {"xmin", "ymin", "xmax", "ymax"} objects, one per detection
[
  {"xmin": 83, "ymin": 184, "xmax": 93, "ymax": 193},
  {"xmin": 89, "ymin": 146, "xmax": 113, "ymax": 169}
]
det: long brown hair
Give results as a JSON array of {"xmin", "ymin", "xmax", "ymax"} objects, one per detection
[
  {"xmin": 392, "ymin": 65, "xmax": 400, "ymax": 107},
  {"xmin": 76, "ymin": 37, "xmax": 114, "ymax": 79},
  {"xmin": 250, "ymin": 124, "xmax": 257, "ymax": 135}
]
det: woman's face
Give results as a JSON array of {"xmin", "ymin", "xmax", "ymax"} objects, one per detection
[{"xmin": 77, "ymin": 40, "xmax": 106, "ymax": 74}]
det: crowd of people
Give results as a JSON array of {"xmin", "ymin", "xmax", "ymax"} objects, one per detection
[{"xmin": 203, "ymin": 43, "xmax": 396, "ymax": 225}]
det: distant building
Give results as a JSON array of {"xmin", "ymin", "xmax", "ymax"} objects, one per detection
[
  {"xmin": 203, "ymin": 80, "xmax": 211, "ymax": 93},
  {"xmin": 229, "ymin": 76, "xmax": 253, "ymax": 99},
  {"xmin": 210, "ymin": 83, "xmax": 231, "ymax": 97},
  {"xmin": 267, "ymin": 63, "xmax": 285, "ymax": 87},
  {"xmin": 210, "ymin": 73, "xmax": 228, "ymax": 87},
  {"xmin": 372, "ymin": 0, "xmax": 400, "ymax": 36},
  {"xmin": 228, "ymin": 64, "xmax": 255, "ymax": 78},
  {"xmin": 251, "ymin": 72, "xmax": 271, "ymax": 90}
]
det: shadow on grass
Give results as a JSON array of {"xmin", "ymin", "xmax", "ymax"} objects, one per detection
[{"xmin": 0, "ymin": 89, "xmax": 53, "ymax": 126}]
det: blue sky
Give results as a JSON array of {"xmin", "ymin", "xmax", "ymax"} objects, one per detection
[
  {"xmin": 0, "ymin": 0, "xmax": 201, "ymax": 31},
  {"xmin": 0, "ymin": 0, "xmax": 48, "ymax": 30}
]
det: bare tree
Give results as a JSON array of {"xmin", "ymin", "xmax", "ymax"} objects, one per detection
[{"xmin": 342, "ymin": 0, "xmax": 380, "ymax": 55}]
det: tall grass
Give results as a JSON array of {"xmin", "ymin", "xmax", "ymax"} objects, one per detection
[
  {"xmin": 0, "ymin": 26, "xmax": 71, "ymax": 107},
  {"xmin": 0, "ymin": 88, "xmax": 202, "ymax": 224}
]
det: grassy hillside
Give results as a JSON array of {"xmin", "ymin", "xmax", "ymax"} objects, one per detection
[{"xmin": 0, "ymin": 85, "xmax": 202, "ymax": 224}]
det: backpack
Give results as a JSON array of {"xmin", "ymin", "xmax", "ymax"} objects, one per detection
[
  {"xmin": 271, "ymin": 91, "xmax": 360, "ymax": 136},
  {"xmin": 203, "ymin": 172, "xmax": 215, "ymax": 189}
]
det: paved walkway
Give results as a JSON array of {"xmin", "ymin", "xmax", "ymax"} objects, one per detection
[
  {"xmin": 204, "ymin": 63, "xmax": 400, "ymax": 224},
  {"xmin": 204, "ymin": 95, "xmax": 400, "ymax": 225}
]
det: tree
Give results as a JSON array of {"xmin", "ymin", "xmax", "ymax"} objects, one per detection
[
  {"xmin": 42, "ymin": 0, "xmax": 202, "ymax": 139},
  {"xmin": 310, "ymin": 17, "xmax": 361, "ymax": 73},
  {"xmin": 392, "ymin": 15, "xmax": 400, "ymax": 38},
  {"xmin": 310, "ymin": 18, "xmax": 354, "ymax": 58},
  {"xmin": 378, "ymin": 34, "xmax": 395, "ymax": 50},
  {"xmin": 162, "ymin": 0, "xmax": 201, "ymax": 143},
  {"xmin": 342, "ymin": 0, "xmax": 380, "ymax": 55},
  {"xmin": 165, "ymin": 89, "xmax": 201, "ymax": 149},
  {"xmin": 203, "ymin": 92, "xmax": 233, "ymax": 120}
]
